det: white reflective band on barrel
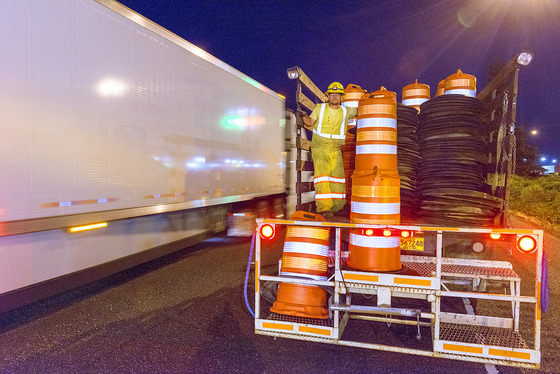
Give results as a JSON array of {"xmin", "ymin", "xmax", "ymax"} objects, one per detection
[
  {"xmin": 314, "ymin": 176, "xmax": 345, "ymax": 184},
  {"xmin": 342, "ymin": 101, "xmax": 359, "ymax": 108},
  {"xmin": 315, "ymin": 103, "xmax": 347, "ymax": 140},
  {"xmin": 357, "ymin": 117, "xmax": 396, "ymax": 129},
  {"xmin": 350, "ymin": 233, "xmax": 399, "ymax": 248},
  {"xmin": 402, "ymin": 98, "xmax": 428, "ymax": 106},
  {"xmin": 283, "ymin": 242, "xmax": 329, "ymax": 257},
  {"xmin": 351, "ymin": 201, "xmax": 400, "ymax": 214},
  {"xmin": 445, "ymin": 89, "xmax": 476, "ymax": 97},
  {"xmin": 356, "ymin": 144, "xmax": 397, "ymax": 155},
  {"xmin": 279, "ymin": 271, "xmax": 328, "ymax": 281},
  {"xmin": 315, "ymin": 193, "xmax": 346, "ymax": 200}
]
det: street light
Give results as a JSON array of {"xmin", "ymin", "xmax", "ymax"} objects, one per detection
[{"xmin": 530, "ymin": 130, "xmax": 538, "ymax": 135}]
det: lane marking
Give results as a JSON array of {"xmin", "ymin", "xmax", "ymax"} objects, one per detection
[{"xmin": 462, "ymin": 297, "xmax": 498, "ymax": 373}]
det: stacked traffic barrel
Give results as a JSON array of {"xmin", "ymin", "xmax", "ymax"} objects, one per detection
[
  {"xmin": 352, "ymin": 87, "xmax": 399, "ymax": 176},
  {"xmin": 402, "ymin": 79, "xmax": 430, "ymax": 112},
  {"xmin": 341, "ymin": 84, "xmax": 366, "ymax": 210},
  {"xmin": 444, "ymin": 69, "xmax": 476, "ymax": 97},
  {"xmin": 342, "ymin": 84, "xmax": 365, "ymax": 130},
  {"xmin": 347, "ymin": 87, "xmax": 401, "ymax": 272},
  {"xmin": 271, "ymin": 211, "xmax": 330, "ymax": 319},
  {"xmin": 436, "ymin": 80, "xmax": 445, "ymax": 97}
]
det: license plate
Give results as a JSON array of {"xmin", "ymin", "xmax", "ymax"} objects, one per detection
[{"xmin": 400, "ymin": 237, "xmax": 425, "ymax": 251}]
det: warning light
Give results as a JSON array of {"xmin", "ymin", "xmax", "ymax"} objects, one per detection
[
  {"xmin": 517, "ymin": 235, "xmax": 537, "ymax": 253},
  {"xmin": 383, "ymin": 229, "xmax": 392, "ymax": 237},
  {"xmin": 490, "ymin": 233, "xmax": 501, "ymax": 240},
  {"xmin": 401, "ymin": 231, "xmax": 410, "ymax": 238},
  {"xmin": 287, "ymin": 67, "xmax": 299, "ymax": 80},
  {"xmin": 69, "ymin": 222, "xmax": 108, "ymax": 233},
  {"xmin": 364, "ymin": 229, "xmax": 374, "ymax": 236},
  {"xmin": 259, "ymin": 224, "xmax": 275, "ymax": 239},
  {"xmin": 516, "ymin": 51, "xmax": 534, "ymax": 66}
]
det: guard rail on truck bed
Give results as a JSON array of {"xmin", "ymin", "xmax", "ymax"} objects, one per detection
[
  {"xmin": 288, "ymin": 52, "xmax": 533, "ymax": 226},
  {"xmin": 254, "ymin": 218, "xmax": 544, "ymax": 369}
]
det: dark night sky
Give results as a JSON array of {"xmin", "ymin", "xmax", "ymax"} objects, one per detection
[{"xmin": 118, "ymin": 0, "xmax": 560, "ymax": 161}]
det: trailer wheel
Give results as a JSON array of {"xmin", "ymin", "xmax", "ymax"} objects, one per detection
[
  {"xmin": 272, "ymin": 197, "xmax": 286, "ymax": 219},
  {"xmin": 256, "ymin": 200, "xmax": 271, "ymax": 219}
]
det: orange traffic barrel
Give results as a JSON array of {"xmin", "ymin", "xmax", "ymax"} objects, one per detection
[
  {"xmin": 436, "ymin": 80, "xmax": 445, "ymax": 97},
  {"xmin": 350, "ymin": 168, "xmax": 400, "ymax": 225},
  {"xmin": 341, "ymin": 84, "xmax": 365, "ymax": 206},
  {"xmin": 342, "ymin": 83, "xmax": 365, "ymax": 148},
  {"xmin": 355, "ymin": 87, "xmax": 398, "ymax": 172},
  {"xmin": 402, "ymin": 79, "xmax": 430, "ymax": 112},
  {"xmin": 444, "ymin": 69, "xmax": 476, "ymax": 97},
  {"xmin": 342, "ymin": 84, "xmax": 366, "ymax": 109},
  {"xmin": 347, "ymin": 228, "xmax": 402, "ymax": 271},
  {"xmin": 349, "ymin": 86, "xmax": 402, "ymax": 272},
  {"xmin": 348, "ymin": 169, "xmax": 402, "ymax": 271},
  {"xmin": 341, "ymin": 139, "xmax": 355, "ymax": 210},
  {"xmin": 270, "ymin": 211, "xmax": 330, "ymax": 319}
]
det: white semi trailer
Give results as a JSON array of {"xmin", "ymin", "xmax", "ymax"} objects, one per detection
[{"xmin": 0, "ymin": 0, "xmax": 287, "ymax": 312}]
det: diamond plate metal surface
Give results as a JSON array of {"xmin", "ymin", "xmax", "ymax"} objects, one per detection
[
  {"xmin": 401, "ymin": 261, "xmax": 519, "ymax": 279},
  {"xmin": 401, "ymin": 261, "xmax": 434, "ymax": 277},
  {"xmin": 440, "ymin": 322, "xmax": 529, "ymax": 349},
  {"xmin": 329, "ymin": 254, "xmax": 519, "ymax": 280},
  {"xmin": 267, "ymin": 312, "xmax": 334, "ymax": 327}
]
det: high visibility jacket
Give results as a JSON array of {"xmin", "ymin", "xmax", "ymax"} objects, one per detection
[
  {"xmin": 309, "ymin": 103, "xmax": 356, "ymax": 212},
  {"xmin": 309, "ymin": 103, "xmax": 356, "ymax": 150},
  {"xmin": 314, "ymin": 103, "xmax": 347, "ymax": 139}
]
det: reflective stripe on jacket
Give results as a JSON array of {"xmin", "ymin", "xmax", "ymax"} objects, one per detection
[{"xmin": 312, "ymin": 103, "xmax": 347, "ymax": 140}]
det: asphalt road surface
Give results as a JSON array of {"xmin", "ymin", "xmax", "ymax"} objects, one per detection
[{"xmin": 0, "ymin": 215, "xmax": 557, "ymax": 373}]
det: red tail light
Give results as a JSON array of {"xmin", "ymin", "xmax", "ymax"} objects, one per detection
[
  {"xmin": 517, "ymin": 235, "xmax": 537, "ymax": 253},
  {"xmin": 362, "ymin": 228, "xmax": 414, "ymax": 237},
  {"xmin": 259, "ymin": 224, "xmax": 275, "ymax": 239}
]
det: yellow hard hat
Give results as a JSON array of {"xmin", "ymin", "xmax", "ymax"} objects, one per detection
[{"xmin": 325, "ymin": 81, "xmax": 345, "ymax": 95}]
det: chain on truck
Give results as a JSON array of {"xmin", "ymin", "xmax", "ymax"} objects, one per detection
[{"xmin": 249, "ymin": 51, "xmax": 547, "ymax": 369}]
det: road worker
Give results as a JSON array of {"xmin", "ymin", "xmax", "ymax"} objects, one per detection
[{"xmin": 300, "ymin": 82, "xmax": 358, "ymax": 217}]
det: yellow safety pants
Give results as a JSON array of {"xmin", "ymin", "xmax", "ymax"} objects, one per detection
[{"xmin": 312, "ymin": 146, "xmax": 346, "ymax": 213}]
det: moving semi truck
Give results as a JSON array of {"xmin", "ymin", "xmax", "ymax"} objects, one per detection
[
  {"xmin": 0, "ymin": 0, "xmax": 287, "ymax": 312},
  {"xmin": 253, "ymin": 57, "xmax": 546, "ymax": 368}
]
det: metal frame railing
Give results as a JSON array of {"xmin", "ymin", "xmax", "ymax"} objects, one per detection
[
  {"xmin": 287, "ymin": 67, "xmax": 327, "ymax": 212},
  {"xmin": 254, "ymin": 218, "xmax": 543, "ymax": 368},
  {"xmin": 477, "ymin": 51, "xmax": 533, "ymax": 226}
]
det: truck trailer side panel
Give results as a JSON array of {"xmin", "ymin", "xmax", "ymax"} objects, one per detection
[
  {"xmin": 0, "ymin": 0, "xmax": 285, "ymax": 310},
  {"xmin": 1, "ymin": 0, "xmax": 285, "ymax": 223}
]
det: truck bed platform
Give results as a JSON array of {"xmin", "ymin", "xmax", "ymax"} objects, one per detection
[{"xmin": 254, "ymin": 218, "xmax": 543, "ymax": 368}]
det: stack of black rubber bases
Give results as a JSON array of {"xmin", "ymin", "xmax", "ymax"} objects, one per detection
[
  {"xmin": 396, "ymin": 103, "xmax": 421, "ymax": 222},
  {"xmin": 415, "ymin": 94, "xmax": 502, "ymax": 227}
]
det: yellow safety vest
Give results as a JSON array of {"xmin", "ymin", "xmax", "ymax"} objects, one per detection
[{"xmin": 312, "ymin": 103, "xmax": 347, "ymax": 140}]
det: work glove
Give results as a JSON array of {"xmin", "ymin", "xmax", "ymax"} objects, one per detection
[{"xmin": 296, "ymin": 110, "xmax": 307, "ymax": 118}]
